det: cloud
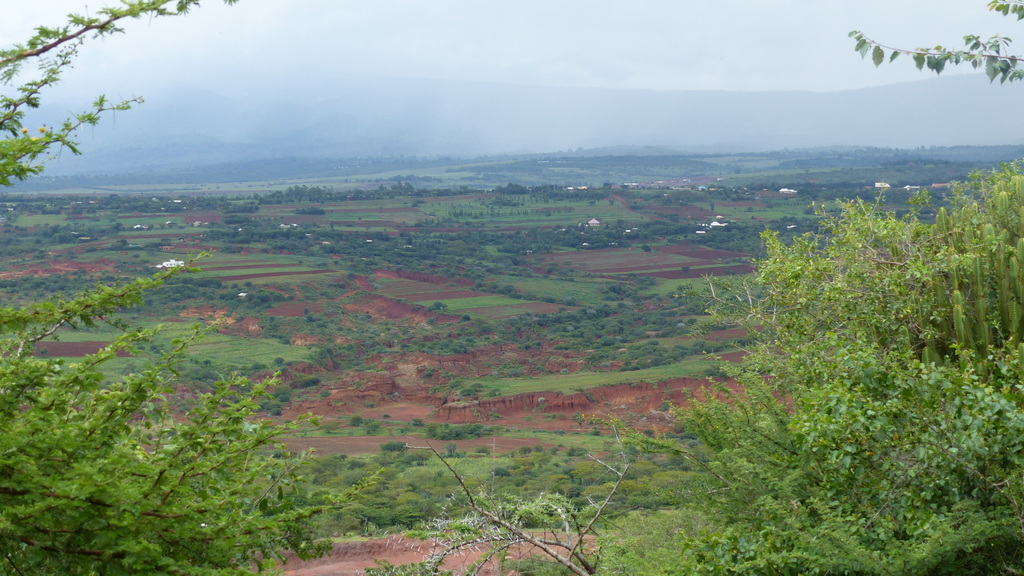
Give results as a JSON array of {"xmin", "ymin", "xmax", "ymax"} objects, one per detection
[{"xmin": 5, "ymin": 0, "xmax": 1017, "ymax": 98}]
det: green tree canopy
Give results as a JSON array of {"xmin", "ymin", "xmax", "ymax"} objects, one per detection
[
  {"xmin": 652, "ymin": 167, "xmax": 1024, "ymax": 574},
  {"xmin": 0, "ymin": 268, "xmax": 332, "ymax": 575}
]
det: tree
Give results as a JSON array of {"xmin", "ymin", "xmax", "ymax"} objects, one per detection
[
  {"xmin": 0, "ymin": 3, "xmax": 335, "ymax": 575},
  {"xmin": 655, "ymin": 170, "xmax": 1024, "ymax": 574},
  {"xmin": 0, "ymin": 268, "xmax": 333, "ymax": 575},
  {"xmin": 851, "ymin": 1, "xmax": 1024, "ymax": 83}
]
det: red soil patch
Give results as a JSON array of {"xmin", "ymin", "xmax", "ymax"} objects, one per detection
[
  {"xmin": 704, "ymin": 328, "xmax": 751, "ymax": 340},
  {"xmin": 280, "ymin": 535, "xmax": 504, "ymax": 576},
  {"xmin": 180, "ymin": 305, "xmax": 230, "ymax": 320},
  {"xmin": 216, "ymin": 317, "xmax": 264, "ymax": 337},
  {"xmin": 291, "ymin": 334, "xmax": 324, "ymax": 346},
  {"xmin": 34, "ymin": 341, "xmax": 131, "ymax": 357},
  {"xmin": 342, "ymin": 275, "xmax": 374, "ymax": 292},
  {"xmin": 180, "ymin": 212, "xmax": 223, "ymax": 224},
  {"xmin": 374, "ymin": 269, "xmax": 475, "ymax": 288},
  {"xmin": 656, "ymin": 243, "xmax": 749, "ymax": 259},
  {"xmin": 342, "ymin": 294, "xmax": 460, "ymax": 324},
  {"xmin": 287, "ymin": 367, "xmax": 733, "ymax": 437},
  {"xmin": 434, "ymin": 378, "xmax": 726, "ymax": 429},
  {"xmin": 0, "ymin": 259, "xmax": 119, "ymax": 280}
]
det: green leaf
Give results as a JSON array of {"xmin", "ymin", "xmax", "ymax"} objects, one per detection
[
  {"xmin": 987, "ymin": 56, "xmax": 1002, "ymax": 81},
  {"xmin": 927, "ymin": 54, "xmax": 947, "ymax": 74},
  {"xmin": 872, "ymin": 45, "xmax": 885, "ymax": 67},
  {"xmin": 913, "ymin": 52, "xmax": 927, "ymax": 70},
  {"xmin": 857, "ymin": 39, "xmax": 871, "ymax": 58}
]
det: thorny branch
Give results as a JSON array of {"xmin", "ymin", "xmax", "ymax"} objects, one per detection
[{"xmin": 406, "ymin": 440, "xmax": 631, "ymax": 576}]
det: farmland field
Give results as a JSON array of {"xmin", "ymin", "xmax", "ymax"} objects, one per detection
[
  {"xmin": 0, "ymin": 175, "xmax": 904, "ymax": 458},
  {"xmin": 5, "ymin": 148, "xmax": 995, "ymax": 558}
]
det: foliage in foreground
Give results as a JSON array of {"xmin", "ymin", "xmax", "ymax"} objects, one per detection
[
  {"xmin": 643, "ymin": 166, "xmax": 1024, "ymax": 574},
  {"xmin": 851, "ymin": 1, "xmax": 1024, "ymax": 83},
  {"xmin": 0, "ymin": 268, "xmax": 330, "ymax": 576}
]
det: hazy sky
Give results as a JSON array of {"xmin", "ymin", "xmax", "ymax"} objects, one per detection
[{"xmin": 2, "ymin": 0, "xmax": 1021, "ymax": 95}]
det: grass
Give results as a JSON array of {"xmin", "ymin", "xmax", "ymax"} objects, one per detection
[
  {"xmin": 433, "ymin": 295, "xmax": 526, "ymax": 311},
  {"xmin": 489, "ymin": 274, "xmax": 605, "ymax": 306},
  {"xmin": 457, "ymin": 303, "xmax": 559, "ymax": 319},
  {"xmin": 148, "ymin": 322, "xmax": 307, "ymax": 366},
  {"xmin": 477, "ymin": 357, "xmax": 720, "ymax": 396},
  {"xmin": 13, "ymin": 214, "xmax": 66, "ymax": 226},
  {"xmin": 189, "ymin": 265, "xmax": 322, "ymax": 279}
]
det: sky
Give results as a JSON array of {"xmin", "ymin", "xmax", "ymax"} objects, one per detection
[{"xmin": 2, "ymin": 0, "xmax": 1021, "ymax": 97}]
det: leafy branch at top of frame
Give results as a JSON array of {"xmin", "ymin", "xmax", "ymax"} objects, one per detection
[
  {"xmin": 0, "ymin": 1, "xmax": 240, "ymax": 187},
  {"xmin": 850, "ymin": 2, "xmax": 1024, "ymax": 83},
  {"xmin": 0, "ymin": 0, "xmax": 239, "ymax": 77}
]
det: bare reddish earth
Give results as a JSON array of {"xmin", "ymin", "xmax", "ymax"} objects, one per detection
[
  {"xmin": 704, "ymin": 328, "xmax": 751, "ymax": 340},
  {"xmin": 181, "ymin": 212, "xmax": 224, "ymax": 224},
  {"xmin": 656, "ymin": 243, "xmax": 749, "ymax": 259},
  {"xmin": 341, "ymin": 294, "xmax": 460, "ymax": 324},
  {"xmin": 0, "ymin": 259, "xmax": 120, "ymax": 280},
  {"xmin": 374, "ymin": 269, "xmax": 475, "ymax": 288},
  {"xmin": 433, "ymin": 378, "xmax": 727, "ymax": 430},
  {"xmin": 284, "ymin": 368, "xmax": 733, "ymax": 438},
  {"xmin": 279, "ymin": 339, "xmax": 741, "ymax": 429},
  {"xmin": 280, "ymin": 535, "xmax": 520, "ymax": 576}
]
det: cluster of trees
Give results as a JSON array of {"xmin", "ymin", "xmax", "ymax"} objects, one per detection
[{"xmin": 604, "ymin": 167, "xmax": 1024, "ymax": 574}]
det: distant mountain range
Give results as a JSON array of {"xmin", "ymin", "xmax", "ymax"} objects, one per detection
[{"xmin": 32, "ymin": 72, "xmax": 1024, "ymax": 176}]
